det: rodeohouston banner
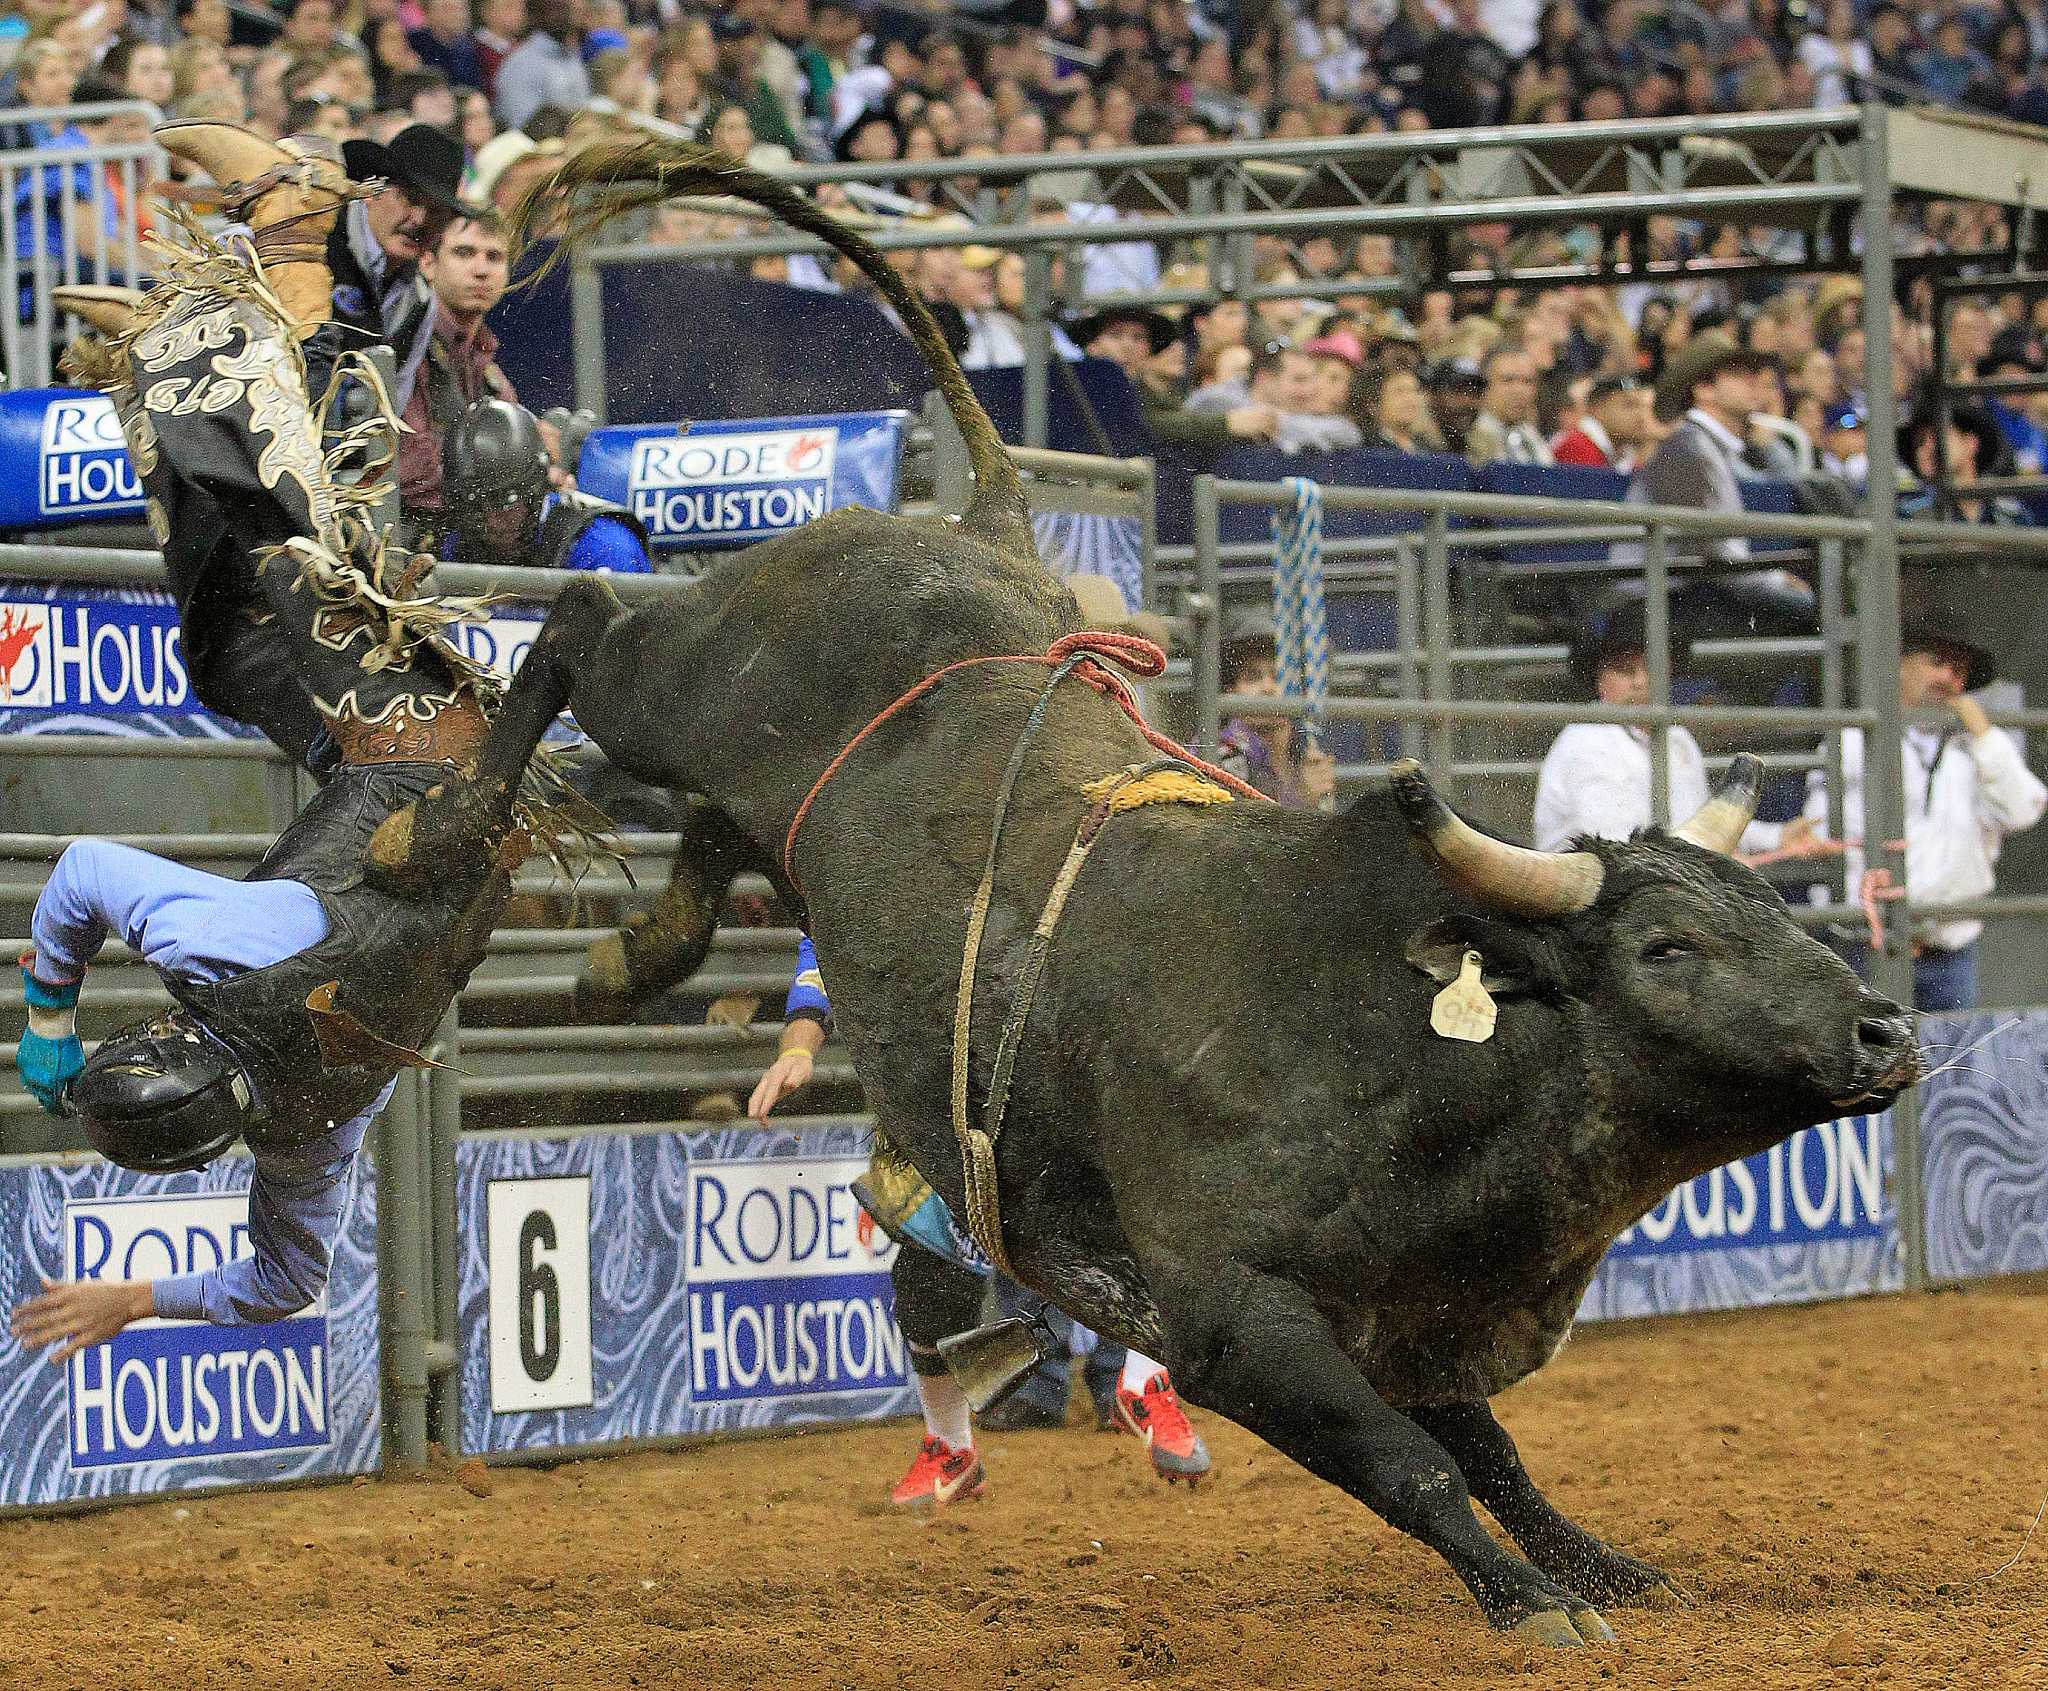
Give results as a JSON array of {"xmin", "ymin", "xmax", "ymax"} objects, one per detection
[
  {"xmin": 0, "ymin": 582, "xmax": 553, "ymax": 743},
  {"xmin": 0, "ymin": 1153, "xmax": 381, "ymax": 1509},
  {"xmin": 0, "ymin": 389, "xmax": 146, "ymax": 530},
  {"xmin": 1580, "ymin": 1009, "xmax": 2048, "ymax": 1320},
  {"xmin": 456, "ymin": 1120, "xmax": 914, "ymax": 1458},
  {"xmin": 575, "ymin": 412, "xmax": 908, "ymax": 550}
]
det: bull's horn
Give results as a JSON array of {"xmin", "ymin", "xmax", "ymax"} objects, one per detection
[
  {"xmin": 53, "ymin": 285, "xmax": 143, "ymax": 336},
  {"xmin": 1672, "ymin": 752, "xmax": 1764, "ymax": 856},
  {"xmin": 1389, "ymin": 758, "xmax": 1604, "ymax": 917}
]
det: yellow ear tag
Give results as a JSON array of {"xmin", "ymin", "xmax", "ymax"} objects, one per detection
[{"xmin": 1430, "ymin": 950, "xmax": 1497, "ymax": 1044}]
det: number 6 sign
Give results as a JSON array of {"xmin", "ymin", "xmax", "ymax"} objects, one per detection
[{"xmin": 486, "ymin": 1177, "xmax": 594, "ymax": 1413}]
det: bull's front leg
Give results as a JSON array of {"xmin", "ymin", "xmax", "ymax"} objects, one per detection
[
  {"xmin": 367, "ymin": 575, "xmax": 626, "ymax": 893},
  {"xmin": 1156, "ymin": 1265, "xmax": 1617, "ymax": 1646},
  {"xmin": 574, "ymin": 796, "xmax": 764, "ymax": 1021},
  {"xmin": 1405, "ymin": 1400, "xmax": 1685, "ymax": 1609}
]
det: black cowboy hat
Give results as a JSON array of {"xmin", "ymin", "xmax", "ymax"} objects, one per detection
[
  {"xmin": 1068, "ymin": 304, "xmax": 1178, "ymax": 358},
  {"xmin": 1653, "ymin": 329, "xmax": 1772, "ymax": 422},
  {"xmin": 1567, "ymin": 601, "xmax": 1650, "ymax": 695},
  {"xmin": 342, "ymin": 123, "xmax": 480, "ymax": 220},
  {"xmin": 1899, "ymin": 581, "xmax": 1997, "ymax": 691}
]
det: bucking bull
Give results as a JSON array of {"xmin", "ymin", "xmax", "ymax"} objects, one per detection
[{"xmin": 370, "ymin": 144, "xmax": 1921, "ymax": 1645}]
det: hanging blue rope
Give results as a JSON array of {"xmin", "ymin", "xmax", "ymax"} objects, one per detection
[{"xmin": 1270, "ymin": 475, "xmax": 1329, "ymax": 750}]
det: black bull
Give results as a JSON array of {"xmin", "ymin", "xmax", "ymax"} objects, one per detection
[{"xmin": 370, "ymin": 143, "xmax": 1920, "ymax": 1644}]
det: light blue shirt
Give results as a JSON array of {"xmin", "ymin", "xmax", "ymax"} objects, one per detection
[{"xmin": 31, "ymin": 840, "xmax": 389, "ymax": 1326}]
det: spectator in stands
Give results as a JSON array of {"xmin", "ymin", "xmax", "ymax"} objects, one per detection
[
  {"xmin": 436, "ymin": 397, "xmax": 652, "ymax": 573},
  {"xmin": 329, "ymin": 122, "xmax": 474, "ymax": 408},
  {"xmin": 1819, "ymin": 399, "xmax": 1869, "ymax": 486},
  {"xmin": 1552, "ymin": 374, "xmax": 1649, "ymax": 471},
  {"xmin": 709, "ymin": 6, "xmax": 800, "ymax": 154},
  {"xmin": 1426, "ymin": 359, "xmax": 1486, "ymax": 456},
  {"xmin": 103, "ymin": 38, "xmax": 175, "ymax": 109},
  {"xmin": 1806, "ymin": 609, "xmax": 2046, "ymax": 1009},
  {"xmin": 1464, "ymin": 344, "xmax": 1554, "ymax": 466},
  {"xmin": 492, "ymin": 0, "xmax": 586, "ymax": 130},
  {"xmin": 1348, "ymin": 363, "xmax": 1437, "ymax": 455},
  {"xmin": 1214, "ymin": 614, "xmax": 1336, "ymax": 811},
  {"xmin": 409, "ymin": 0, "xmax": 483, "ymax": 92},
  {"xmin": 473, "ymin": 0, "xmax": 525, "ymax": 96},
  {"xmin": 1080, "ymin": 304, "xmax": 1279, "ymax": 449},
  {"xmin": 1981, "ymin": 326, "xmax": 2048, "ymax": 490},
  {"xmin": 1617, "ymin": 330, "xmax": 1813, "ymax": 629},
  {"xmin": 1899, "ymin": 404, "xmax": 2033, "ymax": 525},
  {"xmin": 1533, "ymin": 605, "xmax": 1833, "ymax": 856},
  {"xmin": 399, "ymin": 212, "xmax": 519, "ymax": 527},
  {"xmin": 1301, "ymin": 328, "xmax": 1364, "ymax": 419}
]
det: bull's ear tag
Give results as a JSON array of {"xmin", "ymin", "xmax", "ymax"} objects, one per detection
[{"xmin": 1430, "ymin": 950, "xmax": 1497, "ymax": 1044}]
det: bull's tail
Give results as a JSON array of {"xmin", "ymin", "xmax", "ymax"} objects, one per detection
[{"xmin": 510, "ymin": 142, "xmax": 1032, "ymax": 550}]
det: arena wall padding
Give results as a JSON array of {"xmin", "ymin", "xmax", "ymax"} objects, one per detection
[
  {"xmin": 455, "ymin": 1120, "xmax": 915, "ymax": 1459},
  {"xmin": 0, "ymin": 1154, "xmax": 381, "ymax": 1509}
]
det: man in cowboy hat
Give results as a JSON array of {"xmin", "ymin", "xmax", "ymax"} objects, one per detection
[
  {"xmin": 1533, "ymin": 602, "xmax": 1836, "ymax": 860},
  {"xmin": 329, "ymin": 122, "xmax": 482, "ymax": 410},
  {"xmin": 1075, "ymin": 305, "xmax": 1282, "ymax": 451},
  {"xmin": 1802, "ymin": 603, "xmax": 2046, "ymax": 1010},
  {"xmin": 1613, "ymin": 328, "xmax": 1815, "ymax": 637}
]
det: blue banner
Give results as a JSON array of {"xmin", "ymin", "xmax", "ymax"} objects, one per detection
[
  {"xmin": 0, "ymin": 1155, "xmax": 380, "ymax": 1509},
  {"xmin": 575, "ymin": 412, "xmax": 907, "ymax": 551},
  {"xmin": 456, "ymin": 1120, "xmax": 914, "ymax": 1457},
  {"xmin": 0, "ymin": 388, "xmax": 145, "ymax": 529},
  {"xmin": 0, "ymin": 582, "xmax": 553, "ymax": 743}
]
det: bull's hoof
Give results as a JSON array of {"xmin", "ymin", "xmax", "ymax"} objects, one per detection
[
  {"xmin": 1551, "ymin": 1544, "xmax": 1691, "ymax": 1609},
  {"xmin": 1512, "ymin": 1609, "xmax": 1615, "ymax": 1648}
]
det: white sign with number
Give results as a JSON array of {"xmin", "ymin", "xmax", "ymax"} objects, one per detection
[{"xmin": 487, "ymin": 1177, "xmax": 594, "ymax": 1414}]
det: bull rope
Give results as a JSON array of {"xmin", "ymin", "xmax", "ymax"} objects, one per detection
[
  {"xmin": 1271, "ymin": 476, "xmax": 1330, "ymax": 752},
  {"xmin": 782, "ymin": 629, "xmax": 1270, "ymax": 1272}
]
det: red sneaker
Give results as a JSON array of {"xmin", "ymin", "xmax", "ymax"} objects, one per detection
[
  {"xmin": 888, "ymin": 1436, "xmax": 987, "ymax": 1508},
  {"xmin": 1113, "ymin": 1374, "xmax": 1210, "ymax": 1484}
]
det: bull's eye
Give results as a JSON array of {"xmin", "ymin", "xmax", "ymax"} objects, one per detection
[{"xmin": 1641, "ymin": 938, "xmax": 1696, "ymax": 963}]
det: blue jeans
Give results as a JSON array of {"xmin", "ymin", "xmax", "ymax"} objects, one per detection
[
  {"xmin": 1834, "ymin": 939, "xmax": 1978, "ymax": 1012},
  {"xmin": 990, "ymin": 1273, "xmax": 1125, "ymax": 1415}
]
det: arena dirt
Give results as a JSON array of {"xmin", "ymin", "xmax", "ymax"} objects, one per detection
[{"xmin": 4, "ymin": 1283, "xmax": 2044, "ymax": 1691}]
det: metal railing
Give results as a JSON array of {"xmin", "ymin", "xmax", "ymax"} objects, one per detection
[{"xmin": 0, "ymin": 106, "xmax": 163, "ymax": 390}]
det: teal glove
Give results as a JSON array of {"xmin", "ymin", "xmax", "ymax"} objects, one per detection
[{"xmin": 19, "ymin": 964, "xmax": 83, "ymax": 1116}]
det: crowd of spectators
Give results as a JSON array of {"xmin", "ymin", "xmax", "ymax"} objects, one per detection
[{"xmin": 6, "ymin": 0, "xmax": 2048, "ymax": 524}]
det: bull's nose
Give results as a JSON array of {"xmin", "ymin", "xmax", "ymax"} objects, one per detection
[{"xmin": 1853, "ymin": 1005, "xmax": 1916, "ymax": 1068}]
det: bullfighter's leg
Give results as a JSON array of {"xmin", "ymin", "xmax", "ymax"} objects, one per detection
[
  {"xmin": 574, "ymin": 796, "xmax": 763, "ymax": 1022},
  {"xmin": 367, "ymin": 574, "xmax": 625, "ymax": 889},
  {"xmin": 1405, "ymin": 1400, "xmax": 1684, "ymax": 1608},
  {"xmin": 1156, "ymin": 1264, "xmax": 1616, "ymax": 1645}
]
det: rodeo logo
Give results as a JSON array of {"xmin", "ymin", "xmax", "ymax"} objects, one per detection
[
  {"xmin": 626, "ymin": 427, "xmax": 837, "ymax": 544},
  {"xmin": 39, "ymin": 395, "xmax": 144, "ymax": 519},
  {"xmin": 0, "ymin": 593, "xmax": 190, "ymax": 712},
  {"xmin": 686, "ymin": 1156, "xmax": 903, "ymax": 1405},
  {"xmin": 64, "ymin": 1193, "xmax": 331, "ymax": 1468}
]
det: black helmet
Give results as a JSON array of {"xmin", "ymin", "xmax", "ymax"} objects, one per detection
[
  {"xmin": 442, "ymin": 398, "xmax": 552, "ymax": 519},
  {"xmin": 69, "ymin": 1012, "xmax": 261, "ymax": 1174}
]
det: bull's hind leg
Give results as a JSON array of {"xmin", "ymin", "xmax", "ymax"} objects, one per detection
[
  {"xmin": 575, "ymin": 795, "xmax": 764, "ymax": 1022},
  {"xmin": 367, "ymin": 575, "xmax": 626, "ymax": 891},
  {"xmin": 1405, "ymin": 1400, "xmax": 1685, "ymax": 1609},
  {"xmin": 1155, "ymin": 1263, "xmax": 1616, "ymax": 1646}
]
